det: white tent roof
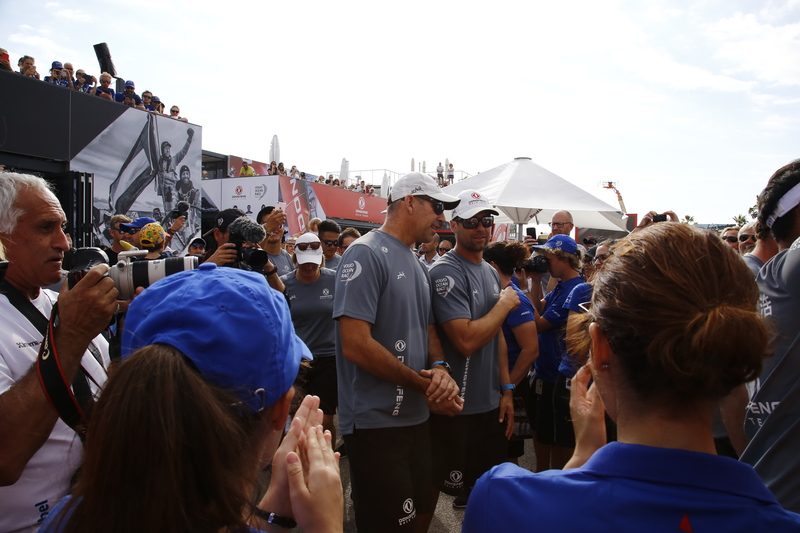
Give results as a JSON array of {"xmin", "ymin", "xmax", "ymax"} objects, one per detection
[{"xmin": 441, "ymin": 157, "xmax": 628, "ymax": 231}]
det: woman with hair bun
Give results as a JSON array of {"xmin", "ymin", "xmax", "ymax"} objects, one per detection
[
  {"xmin": 484, "ymin": 241, "xmax": 539, "ymax": 463},
  {"xmin": 464, "ymin": 223, "xmax": 800, "ymax": 532}
]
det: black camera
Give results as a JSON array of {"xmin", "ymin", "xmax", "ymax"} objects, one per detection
[
  {"xmin": 523, "ymin": 254, "xmax": 549, "ymax": 274},
  {"xmin": 228, "ymin": 234, "xmax": 269, "ymax": 270},
  {"xmin": 170, "ymin": 200, "xmax": 190, "ymax": 221},
  {"xmin": 68, "ymin": 247, "xmax": 198, "ymax": 299},
  {"xmin": 653, "ymin": 214, "xmax": 668, "ymax": 223}
]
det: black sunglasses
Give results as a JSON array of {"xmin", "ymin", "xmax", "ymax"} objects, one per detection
[
  {"xmin": 322, "ymin": 239, "xmax": 338, "ymax": 247},
  {"xmin": 123, "ymin": 227, "xmax": 141, "ymax": 235},
  {"xmin": 296, "ymin": 242, "xmax": 321, "ymax": 251},
  {"xmin": 438, "ymin": 246, "xmax": 451, "ymax": 252},
  {"xmin": 722, "ymin": 236, "xmax": 739, "ymax": 243},
  {"xmin": 739, "ymin": 234, "xmax": 756, "ymax": 242},
  {"xmin": 419, "ymin": 196, "xmax": 445, "ymax": 215},
  {"xmin": 456, "ymin": 216, "xmax": 494, "ymax": 229}
]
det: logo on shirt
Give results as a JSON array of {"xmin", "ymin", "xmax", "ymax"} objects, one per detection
[
  {"xmin": 288, "ymin": 294, "xmax": 297, "ymax": 301},
  {"xmin": 16, "ymin": 340, "xmax": 41, "ymax": 349},
  {"xmin": 435, "ymin": 275, "xmax": 455, "ymax": 297},
  {"xmin": 493, "ymin": 283, "xmax": 499, "ymax": 293},
  {"xmin": 398, "ymin": 498, "xmax": 416, "ymax": 525},
  {"xmin": 444, "ymin": 469, "xmax": 464, "ymax": 490},
  {"xmin": 395, "ymin": 340, "xmax": 406, "ymax": 352},
  {"xmin": 381, "ymin": 246, "xmax": 389, "ymax": 253},
  {"xmin": 759, "ymin": 293, "xmax": 772, "ymax": 317},
  {"xmin": 339, "ymin": 261, "xmax": 362, "ymax": 282},
  {"xmin": 320, "ymin": 288, "xmax": 333, "ymax": 300},
  {"xmin": 397, "ymin": 271, "xmax": 406, "ymax": 280}
]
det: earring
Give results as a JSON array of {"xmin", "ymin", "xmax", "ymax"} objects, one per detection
[{"xmin": 601, "ymin": 363, "xmax": 610, "ymax": 369}]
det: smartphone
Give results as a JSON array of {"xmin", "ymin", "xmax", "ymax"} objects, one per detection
[
  {"xmin": 526, "ymin": 227, "xmax": 537, "ymax": 237},
  {"xmin": 275, "ymin": 201, "xmax": 287, "ymax": 212},
  {"xmin": 0, "ymin": 53, "xmax": 9, "ymax": 62},
  {"xmin": 653, "ymin": 214, "xmax": 668, "ymax": 223}
]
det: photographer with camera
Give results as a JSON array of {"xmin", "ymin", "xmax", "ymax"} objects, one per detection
[
  {"xmin": 0, "ymin": 172, "xmax": 120, "ymax": 532},
  {"xmin": 202, "ymin": 208, "xmax": 285, "ymax": 292}
]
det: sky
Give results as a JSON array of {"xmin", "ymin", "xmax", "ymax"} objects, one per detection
[{"xmin": 3, "ymin": 0, "xmax": 800, "ymax": 225}]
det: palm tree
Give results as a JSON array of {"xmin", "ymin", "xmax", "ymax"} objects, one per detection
[
  {"xmin": 682, "ymin": 215, "xmax": 695, "ymax": 225},
  {"xmin": 749, "ymin": 203, "xmax": 758, "ymax": 220},
  {"xmin": 733, "ymin": 214, "xmax": 747, "ymax": 226}
]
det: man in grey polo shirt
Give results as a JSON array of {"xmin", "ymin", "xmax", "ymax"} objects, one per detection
[
  {"xmin": 429, "ymin": 188, "xmax": 519, "ymax": 509},
  {"xmin": 740, "ymin": 160, "xmax": 800, "ymax": 512},
  {"xmin": 334, "ymin": 172, "xmax": 463, "ymax": 532}
]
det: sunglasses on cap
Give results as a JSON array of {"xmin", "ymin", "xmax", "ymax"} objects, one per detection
[
  {"xmin": 418, "ymin": 196, "xmax": 445, "ymax": 215},
  {"xmin": 739, "ymin": 234, "xmax": 756, "ymax": 242},
  {"xmin": 456, "ymin": 216, "xmax": 494, "ymax": 229},
  {"xmin": 722, "ymin": 236, "xmax": 739, "ymax": 243},
  {"xmin": 296, "ymin": 242, "xmax": 321, "ymax": 251}
]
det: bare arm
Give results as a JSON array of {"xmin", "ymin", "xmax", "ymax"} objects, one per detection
[
  {"xmin": 498, "ymin": 333, "xmax": 515, "ymax": 438},
  {"xmin": 0, "ymin": 266, "xmax": 117, "ymax": 485},
  {"xmin": 508, "ymin": 321, "xmax": 539, "ymax": 386},
  {"xmin": 338, "ymin": 316, "xmax": 430, "ymax": 394},
  {"xmin": 438, "ymin": 286, "xmax": 520, "ymax": 358}
]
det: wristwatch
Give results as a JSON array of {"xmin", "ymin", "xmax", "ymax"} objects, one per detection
[{"xmin": 430, "ymin": 360, "xmax": 452, "ymax": 374}]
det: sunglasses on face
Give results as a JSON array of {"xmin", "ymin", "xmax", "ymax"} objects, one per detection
[
  {"xmin": 722, "ymin": 236, "xmax": 739, "ymax": 243},
  {"xmin": 739, "ymin": 234, "xmax": 756, "ymax": 242},
  {"xmin": 438, "ymin": 247, "xmax": 451, "ymax": 252},
  {"xmin": 418, "ymin": 196, "xmax": 445, "ymax": 215},
  {"xmin": 123, "ymin": 227, "xmax": 141, "ymax": 235},
  {"xmin": 296, "ymin": 242, "xmax": 321, "ymax": 251},
  {"xmin": 322, "ymin": 240, "xmax": 338, "ymax": 247},
  {"xmin": 170, "ymin": 109, "xmax": 179, "ymax": 113},
  {"xmin": 457, "ymin": 216, "xmax": 494, "ymax": 229}
]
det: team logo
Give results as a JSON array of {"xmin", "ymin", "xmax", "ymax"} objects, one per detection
[
  {"xmin": 397, "ymin": 271, "xmax": 406, "ymax": 280},
  {"xmin": 402, "ymin": 498, "xmax": 414, "ymax": 514},
  {"xmin": 235, "ymin": 186, "xmax": 243, "ymax": 195},
  {"xmin": 358, "ymin": 197, "xmax": 366, "ymax": 210},
  {"xmin": 322, "ymin": 288, "xmax": 330, "ymax": 296},
  {"xmin": 471, "ymin": 192, "xmax": 481, "ymax": 199},
  {"xmin": 339, "ymin": 261, "xmax": 363, "ymax": 282},
  {"xmin": 395, "ymin": 340, "xmax": 406, "ymax": 352},
  {"xmin": 381, "ymin": 246, "xmax": 389, "ymax": 253},
  {"xmin": 493, "ymin": 283, "xmax": 499, "ymax": 293},
  {"xmin": 435, "ymin": 276, "xmax": 455, "ymax": 297},
  {"xmin": 411, "ymin": 186, "xmax": 424, "ymax": 194},
  {"xmin": 449, "ymin": 470, "xmax": 463, "ymax": 483}
]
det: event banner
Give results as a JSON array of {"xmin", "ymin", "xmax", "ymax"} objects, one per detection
[
  {"xmin": 203, "ymin": 176, "xmax": 388, "ymax": 236},
  {"xmin": 71, "ymin": 111, "xmax": 203, "ymax": 255}
]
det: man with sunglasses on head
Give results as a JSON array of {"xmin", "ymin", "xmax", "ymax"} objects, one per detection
[
  {"xmin": 428, "ymin": 189, "xmax": 520, "ymax": 510},
  {"xmin": 318, "ymin": 219, "xmax": 343, "ymax": 271},
  {"xmin": 334, "ymin": 172, "xmax": 464, "ymax": 532},
  {"xmin": 104, "ymin": 214, "xmax": 132, "ymax": 265}
]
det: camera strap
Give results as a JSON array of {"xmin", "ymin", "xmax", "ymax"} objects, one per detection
[{"xmin": 0, "ymin": 274, "xmax": 101, "ymax": 438}]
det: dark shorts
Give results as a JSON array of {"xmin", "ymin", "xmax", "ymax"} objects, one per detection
[
  {"xmin": 297, "ymin": 355, "xmax": 338, "ymax": 415},
  {"xmin": 533, "ymin": 377, "xmax": 556, "ymax": 445},
  {"xmin": 344, "ymin": 422, "xmax": 434, "ymax": 532},
  {"xmin": 430, "ymin": 409, "xmax": 507, "ymax": 495},
  {"xmin": 508, "ymin": 379, "xmax": 533, "ymax": 458},
  {"xmin": 553, "ymin": 372, "xmax": 576, "ymax": 448}
]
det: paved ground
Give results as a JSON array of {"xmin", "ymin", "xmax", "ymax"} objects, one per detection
[{"xmin": 259, "ymin": 431, "xmax": 537, "ymax": 532}]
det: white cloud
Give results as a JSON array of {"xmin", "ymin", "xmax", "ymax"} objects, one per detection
[
  {"xmin": 55, "ymin": 9, "xmax": 92, "ymax": 22},
  {"xmin": 44, "ymin": 2, "xmax": 59, "ymax": 7}
]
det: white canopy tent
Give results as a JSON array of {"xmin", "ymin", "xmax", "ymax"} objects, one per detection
[{"xmin": 442, "ymin": 157, "xmax": 628, "ymax": 234}]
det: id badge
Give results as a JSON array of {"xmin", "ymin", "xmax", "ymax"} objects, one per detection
[{"xmin": 535, "ymin": 378, "xmax": 543, "ymax": 396}]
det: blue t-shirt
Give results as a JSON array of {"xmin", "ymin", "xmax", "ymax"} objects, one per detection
[
  {"xmin": 94, "ymin": 86, "xmax": 115, "ymax": 99},
  {"xmin": 40, "ymin": 495, "xmax": 266, "ymax": 532},
  {"xmin": 501, "ymin": 281, "xmax": 537, "ymax": 372},
  {"xmin": 557, "ymin": 281, "xmax": 593, "ymax": 378},
  {"xmin": 114, "ymin": 91, "xmax": 143, "ymax": 105},
  {"xmin": 534, "ymin": 276, "xmax": 584, "ymax": 383},
  {"xmin": 464, "ymin": 442, "xmax": 800, "ymax": 533}
]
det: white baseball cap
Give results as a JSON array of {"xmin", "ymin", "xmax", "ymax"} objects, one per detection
[
  {"xmin": 294, "ymin": 233, "xmax": 323, "ymax": 265},
  {"xmin": 387, "ymin": 172, "xmax": 461, "ymax": 210},
  {"xmin": 451, "ymin": 189, "xmax": 500, "ymax": 220}
]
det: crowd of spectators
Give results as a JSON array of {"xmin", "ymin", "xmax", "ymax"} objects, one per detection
[{"xmin": 0, "ymin": 48, "xmax": 188, "ymax": 122}]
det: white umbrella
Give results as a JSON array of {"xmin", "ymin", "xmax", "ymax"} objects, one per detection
[
  {"xmin": 340, "ymin": 158, "xmax": 349, "ymax": 187},
  {"xmin": 441, "ymin": 157, "xmax": 628, "ymax": 233},
  {"xmin": 269, "ymin": 135, "xmax": 280, "ymax": 164}
]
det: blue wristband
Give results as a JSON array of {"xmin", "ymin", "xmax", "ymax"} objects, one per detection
[{"xmin": 501, "ymin": 383, "xmax": 515, "ymax": 392}]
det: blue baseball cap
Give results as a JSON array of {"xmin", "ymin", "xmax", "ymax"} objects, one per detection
[
  {"xmin": 119, "ymin": 216, "xmax": 156, "ymax": 232},
  {"xmin": 51, "ymin": 61, "xmax": 63, "ymax": 69},
  {"xmin": 121, "ymin": 263, "xmax": 312, "ymax": 413},
  {"xmin": 124, "ymin": 80, "xmax": 135, "ymax": 87},
  {"xmin": 532, "ymin": 234, "xmax": 579, "ymax": 255}
]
